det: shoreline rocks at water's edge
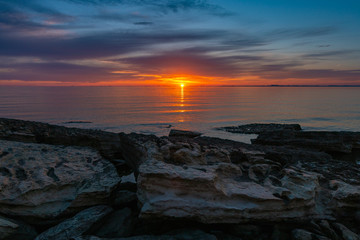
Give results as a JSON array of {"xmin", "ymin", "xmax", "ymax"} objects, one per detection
[{"xmin": 0, "ymin": 118, "xmax": 359, "ymax": 240}]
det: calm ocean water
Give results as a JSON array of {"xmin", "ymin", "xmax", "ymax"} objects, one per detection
[{"xmin": 1, "ymin": 86, "xmax": 360, "ymax": 143}]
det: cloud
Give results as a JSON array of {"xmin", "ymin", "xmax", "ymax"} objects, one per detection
[
  {"xmin": 66, "ymin": 0, "xmax": 233, "ymax": 16},
  {"xmin": 0, "ymin": 1, "xmax": 75, "ymax": 37},
  {"xmin": 0, "ymin": 29, "xmax": 226, "ymax": 60},
  {"xmin": 318, "ymin": 44, "xmax": 331, "ymax": 48},
  {"xmin": 303, "ymin": 50, "xmax": 357, "ymax": 58},
  {"xmin": 117, "ymin": 48, "xmax": 268, "ymax": 78},
  {"xmin": 255, "ymin": 68, "xmax": 360, "ymax": 82},
  {"xmin": 0, "ymin": 1, "xmax": 74, "ymax": 24},
  {"xmin": 0, "ymin": 61, "xmax": 114, "ymax": 82},
  {"xmin": 134, "ymin": 21, "xmax": 153, "ymax": 25},
  {"xmin": 1, "ymin": 0, "xmax": 359, "ymax": 85},
  {"xmin": 268, "ymin": 26, "xmax": 337, "ymax": 40}
]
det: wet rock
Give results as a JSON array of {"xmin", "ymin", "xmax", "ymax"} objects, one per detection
[
  {"xmin": 0, "ymin": 215, "xmax": 37, "ymax": 240},
  {"xmin": 169, "ymin": 129, "xmax": 202, "ymax": 138},
  {"xmin": 0, "ymin": 140, "xmax": 120, "ymax": 219},
  {"xmin": 35, "ymin": 205, "xmax": 112, "ymax": 240},
  {"xmin": 94, "ymin": 208, "xmax": 134, "ymax": 238},
  {"xmin": 219, "ymin": 123, "xmax": 301, "ymax": 134}
]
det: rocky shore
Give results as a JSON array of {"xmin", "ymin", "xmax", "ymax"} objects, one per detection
[{"xmin": 0, "ymin": 118, "xmax": 359, "ymax": 240}]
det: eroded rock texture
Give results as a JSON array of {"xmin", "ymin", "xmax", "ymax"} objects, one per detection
[
  {"xmin": 120, "ymin": 131, "xmax": 360, "ymax": 229},
  {"xmin": 0, "ymin": 139, "xmax": 120, "ymax": 219}
]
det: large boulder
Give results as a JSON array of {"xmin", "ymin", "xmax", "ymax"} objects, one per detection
[
  {"xmin": 0, "ymin": 139, "xmax": 120, "ymax": 219},
  {"xmin": 137, "ymin": 158, "xmax": 328, "ymax": 223},
  {"xmin": 135, "ymin": 135, "xmax": 360, "ymax": 226}
]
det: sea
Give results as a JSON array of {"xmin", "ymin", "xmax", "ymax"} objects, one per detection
[{"xmin": 1, "ymin": 86, "xmax": 360, "ymax": 143}]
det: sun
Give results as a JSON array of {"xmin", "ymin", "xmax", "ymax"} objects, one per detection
[{"xmin": 180, "ymin": 83, "xmax": 185, "ymax": 87}]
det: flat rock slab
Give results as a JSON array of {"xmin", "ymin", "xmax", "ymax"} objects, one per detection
[
  {"xmin": 253, "ymin": 130, "xmax": 360, "ymax": 153},
  {"xmin": 218, "ymin": 123, "xmax": 302, "ymax": 134},
  {"xmin": 0, "ymin": 118, "xmax": 121, "ymax": 160},
  {"xmin": 0, "ymin": 140, "xmax": 120, "ymax": 219}
]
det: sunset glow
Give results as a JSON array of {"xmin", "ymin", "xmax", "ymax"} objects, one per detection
[{"xmin": 0, "ymin": 1, "xmax": 360, "ymax": 86}]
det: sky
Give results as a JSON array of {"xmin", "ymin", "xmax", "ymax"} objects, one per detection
[{"xmin": 0, "ymin": 0, "xmax": 360, "ymax": 86}]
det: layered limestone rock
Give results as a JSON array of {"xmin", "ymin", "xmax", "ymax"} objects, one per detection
[
  {"xmin": 0, "ymin": 139, "xmax": 120, "ymax": 219},
  {"xmin": 0, "ymin": 119, "xmax": 359, "ymax": 239},
  {"xmin": 134, "ymin": 129, "xmax": 360, "ymax": 226},
  {"xmin": 136, "ymin": 138, "xmax": 332, "ymax": 223}
]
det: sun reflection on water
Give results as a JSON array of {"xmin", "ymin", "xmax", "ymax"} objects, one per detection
[{"xmin": 178, "ymin": 83, "xmax": 185, "ymax": 121}]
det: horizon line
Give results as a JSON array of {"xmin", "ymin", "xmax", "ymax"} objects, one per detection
[{"xmin": 1, "ymin": 84, "xmax": 360, "ymax": 87}]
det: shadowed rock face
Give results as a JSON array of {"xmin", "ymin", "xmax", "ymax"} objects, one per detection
[
  {"xmin": 35, "ymin": 205, "xmax": 113, "ymax": 240},
  {"xmin": 0, "ymin": 139, "xmax": 121, "ymax": 219}
]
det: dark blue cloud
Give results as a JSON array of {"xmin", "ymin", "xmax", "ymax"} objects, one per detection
[
  {"xmin": 303, "ymin": 50, "xmax": 357, "ymax": 58},
  {"xmin": 0, "ymin": 29, "xmax": 226, "ymax": 60},
  {"xmin": 66, "ymin": 0, "xmax": 233, "ymax": 16},
  {"xmin": 0, "ymin": 62, "xmax": 114, "ymax": 82},
  {"xmin": 268, "ymin": 26, "xmax": 337, "ymax": 40}
]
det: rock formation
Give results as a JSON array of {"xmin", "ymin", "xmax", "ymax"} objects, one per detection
[
  {"xmin": 0, "ymin": 139, "xmax": 120, "ymax": 220},
  {"xmin": 0, "ymin": 118, "xmax": 359, "ymax": 240}
]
